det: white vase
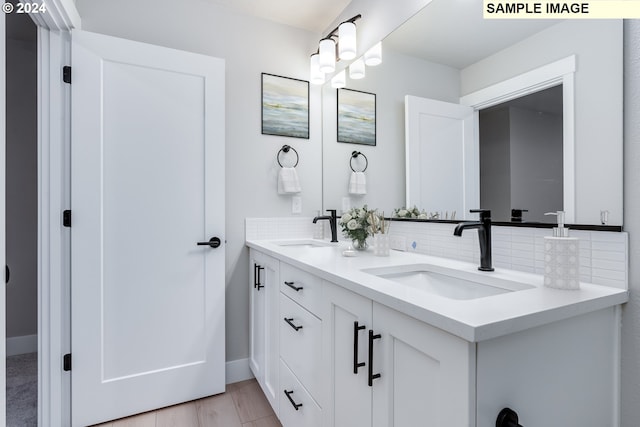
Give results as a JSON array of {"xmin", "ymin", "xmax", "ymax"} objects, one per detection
[{"xmin": 374, "ymin": 234, "xmax": 390, "ymax": 256}]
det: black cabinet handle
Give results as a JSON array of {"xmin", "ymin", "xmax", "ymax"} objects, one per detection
[
  {"xmin": 368, "ymin": 329, "xmax": 381, "ymax": 386},
  {"xmin": 254, "ymin": 264, "xmax": 264, "ymax": 290},
  {"xmin": 197, "ymin": 237, "xmax": 221, "ymax": 248},
  {"xmin": 284, "ymin": 281, "xmax": 303, "ymax": 292},
  {"xmin": 284, "ymin": 317, "xmax": 303, "ymax": 331},
  {"xmin": 284, "ymin": 390, "xmax": 303, "ymax": 410},
  {"xmin": 353, "ymin": 321, "xmax": 366, "ymax": 374}
]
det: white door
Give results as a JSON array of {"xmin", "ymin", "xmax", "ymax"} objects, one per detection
[
  {"xmin": 70, "ymin": 30, "xmax": 225, "ymax": 427},
  {"xmin": 405, "ymin": 96, "xmax": 478, "ymax": 218}
]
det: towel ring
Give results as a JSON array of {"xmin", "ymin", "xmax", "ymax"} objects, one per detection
[
  {"xmin": 350, "ymin": 151, "xmax": 368, "ymax": 172},
  {"xmin": 277, "ymin": 145, "xmax": 299, "ymax": 168}
]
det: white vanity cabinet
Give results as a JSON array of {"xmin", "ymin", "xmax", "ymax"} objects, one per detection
[
  {"xmin": 249, "ymin": 249, "xmax": 280, "ymax": 413},
  {"xmin": 248, "ymin": 242, "xmax": 626, "ymax": 427},
  {"xmin": 322, "ymin": 282, "xmax": 475, "ymax": 427}
]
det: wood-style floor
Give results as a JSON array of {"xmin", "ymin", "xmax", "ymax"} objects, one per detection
[{"xmin": 92, "ymin": 379, "xmax": 282, "ymax": 427}]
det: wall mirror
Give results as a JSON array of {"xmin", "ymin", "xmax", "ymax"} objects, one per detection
[{"xmin": 321, "ymin": 0, "xmax": 623, "ymax": 226}]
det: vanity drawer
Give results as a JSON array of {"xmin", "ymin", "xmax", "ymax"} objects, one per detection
[
  {"xmin": 280, "ymin": 262, "xmax": 323, "ymax": 317},
  {"xmin": 280, "ymin": 293, "xmax": 322, "ymax": 402},
  {"xmin": 279, "ymin": 359, "xmax": 321, "ymax": 427}
]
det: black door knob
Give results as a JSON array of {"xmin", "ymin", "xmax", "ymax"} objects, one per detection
[{"xmin": 197, "ymin": 237, "xmax": 221, "ymax": 249}]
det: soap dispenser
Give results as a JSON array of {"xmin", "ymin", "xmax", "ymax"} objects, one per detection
[{"xmin": 543, "ymin": 211, "xmax": 580, "ymax": 290}]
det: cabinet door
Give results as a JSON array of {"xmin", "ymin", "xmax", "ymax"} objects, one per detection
[
  {"xmin": 322, "ymin": 282, "xmax": 372, "ymax": 427},
  {"xmin": 249, "ymin": 251, "xmax": 266, "ymax": 384},
  {"xmin": 249, "ymin": 250, "xmax": 280, "ymax": 413},
  {"xmin": 371, "ymin": 302, "xmax": 475, "ymax": 427}
]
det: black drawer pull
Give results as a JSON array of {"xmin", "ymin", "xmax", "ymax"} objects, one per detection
[
  {"xmin": 284, "ymin": 389, "xmax": 303, "ymax": 410},
  {"xmin": 353, "ymin": 321, "xmax": 366, "ymax": 374},
  {"xmin": 284, "ymin": 281, "xmax": 303, "ymax": 292},
  {"xmin": 284, "ymin": 317, "xmax": 303, "ymax": 331},
  {"xmin": 368, "ymin": 329, "xmax": 381, "ymax": 386}
]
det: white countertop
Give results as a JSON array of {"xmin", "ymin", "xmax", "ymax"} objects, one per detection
[{"xmin": 246, "ymin": 239, "xmax": 629, "ymax": 342}]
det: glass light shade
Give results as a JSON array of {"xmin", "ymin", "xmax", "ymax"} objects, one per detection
[
  {"xmin": 331, "ymin": 70, "xmax": 346, "ymax": 89},
  {"xmin": 349, "ymin": 58, "xmax": 365, "ymax": 79},
  {"xmin": 310, "ymin": 54, "xmax": 325, "ymax": 85},
  {"xmin": 338, "ymin": 21, "xmax": 357, "ymax": 60},
  {"xmin": 364, "ymin": 42, "xmax": 382, "ymax": 66},
  {"xmin": 319, "ymin": 38, "xmax": 336, "ymax": 73}
]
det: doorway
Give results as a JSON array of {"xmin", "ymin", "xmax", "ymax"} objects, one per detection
[
  {"xmin": 5, "ymin": 5, "xmax": 38, "ymax": 426},
  {"xmin": 479, "ymin": 85, "xmax": 564, "ymax": 223}
]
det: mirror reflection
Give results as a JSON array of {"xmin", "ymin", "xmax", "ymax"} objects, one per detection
[{"xmin": 321, "ymin": 0, "xmax": 623, "ymax": 225}]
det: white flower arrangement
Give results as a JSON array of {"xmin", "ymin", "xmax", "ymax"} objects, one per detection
[
  {"xmin": 393, "ymin": 206, "xmax": 428, "ymax": 219},
  {"xmin": 339, "ymin": 206, "xmax": 390, "ymax": 251}
]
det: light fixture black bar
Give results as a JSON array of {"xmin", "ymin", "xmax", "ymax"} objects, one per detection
[{"xmin": 322, "ymin": 14, "xmax": 362, "ymax": 40}]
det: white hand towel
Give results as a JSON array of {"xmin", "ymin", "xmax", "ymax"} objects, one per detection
[
  {"xmin": 278, "ymin": 167, "xmax": 301, "ymax": 194},
  {"xmin": 348, "ymin": 171, "xmax": 367, "ymax": 195}
]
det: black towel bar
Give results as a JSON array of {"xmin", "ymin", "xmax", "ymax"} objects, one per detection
[
  {"xmin": 277, "ymin": 145, "xmax": 299, "ymax": 168},
  {"xmin": 350, "ymin": 151, "xmax": 368, "ymax": 172}
]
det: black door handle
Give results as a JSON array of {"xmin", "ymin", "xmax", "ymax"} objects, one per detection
[
  {"xmin": 368, "ymin": 329, "xmax": 381, "ymax": 386},
  {"xmin": 5, "ymin": 265, "xmax": 9, "ymax": 284},
  {"xmin": 197, "ymin": 237, "xmax": 221, "ymax": 248},
  {"xmin": 254, "ymin": 264, "xmax": 264, "ymax": 290},
  {"xmin": 353, "ymin": 321, "xmax": 366, "ymax": 374}
]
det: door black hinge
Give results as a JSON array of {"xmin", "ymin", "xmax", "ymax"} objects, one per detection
[
  {"xmin": 63, "ymin": 353, "xmax": 71, "ymax": 371},
  {"xmin": 63, "ymin": 66, "xmax": 71, "ymax": 84},
  {"xmin": 63, "ymin": 210, "xmax": 71, "ymax": 227}
]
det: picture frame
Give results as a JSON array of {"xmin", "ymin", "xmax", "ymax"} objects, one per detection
[
  {"xmin": 261, "ymin": 73, "xmax": 310, "ymax": 139},
  {"xmin": 337, "ymin": 88, "xmax": 376, "ymax": 146}
]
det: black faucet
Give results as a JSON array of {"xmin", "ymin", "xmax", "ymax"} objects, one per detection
[
  {"xmin": 313, "ymin": 209, "xmax": 338, "ymax": 242},
  {"xmin": 511, "ymin": 208, "xmax": 528, "ymax": 222},
  {"xmin": 453, "ymin": 209, "xmax": 494, "ymax": 272}
]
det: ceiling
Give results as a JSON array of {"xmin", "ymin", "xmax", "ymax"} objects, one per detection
[{"xmin": 201, "ymin": 0, "xmax": 353, "ymax": 33}]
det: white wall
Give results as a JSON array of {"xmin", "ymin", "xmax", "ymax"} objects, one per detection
[
  {"xmin": 622, "ymin": 19, "xmax": 640, "ymax": 427},
  {"xmin": 75, "ymin": 0, "xmax": 322, "ymax": 363},
  {"xmin": 322, "ymin": 50, "xmax": 460, "ymax": 215},
  {"xmin": 461, "ymin": 20, "xmax": 623, "ymax": 225}
]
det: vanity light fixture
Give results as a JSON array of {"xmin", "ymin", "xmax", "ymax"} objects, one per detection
[
  {"xmin": 319, "ymin": 38, "xmax": 336, "ymax": 73},
  {"xmin": 364, "ymin": 41, "xmax": 382, "ymax": 66},
  {"xmin": 338, "ymin": 20, "xmax": 357, "ymax": 60},
  {"xmin": 309, "ymin": 14, "xmax": 361, "ymax": 85},
  {"xmin": 349, "ymin": 58, "xmax": 366, "ymax": 79},
  {"xmin": 331, "ymin": 70, "xmax": 346, "ymax": 88},
  {"xmin": 310, "ymin": 53, "xmax": 325, "ymax": 85}
]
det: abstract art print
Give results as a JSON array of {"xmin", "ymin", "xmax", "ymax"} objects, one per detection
[
  {"xmin": 337, "ymin": 88, "xmax": 376, "ymax": 146},
  {"xmin": 262, "ymin": 73, "xmax": 309, "ymax": 139}
]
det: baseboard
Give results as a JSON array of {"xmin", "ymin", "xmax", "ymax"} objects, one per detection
[
  {"xmin": 226, "ymin": 358, "xmax": 254, "ymax": 385},
  {"xmin": 6, "ymin": 334, "xmax": 38, "ymax": 356}
]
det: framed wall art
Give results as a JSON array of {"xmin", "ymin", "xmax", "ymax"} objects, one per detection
[
  {"xmin": 337, "ymin": 88, "xmax": 376, "ymax": 146},
  {"xmin": 261, "ymin": 73, "xmax": 309, "ymax": 139}
]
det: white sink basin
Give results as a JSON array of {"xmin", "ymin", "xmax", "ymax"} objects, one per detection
[
  {"xmin": 362, "ymin": 264, "xmax": 535, "ymax": 300},
  {"xmin": 272, "ymin": 239, "xmax": 335, "ymax": 249}
]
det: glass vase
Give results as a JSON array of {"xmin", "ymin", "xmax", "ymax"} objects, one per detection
[{"xmin": 352, "ymin": 238, "xmax": 368, "ymax": 251}]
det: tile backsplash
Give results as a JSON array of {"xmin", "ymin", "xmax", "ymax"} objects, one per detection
[{"xmin": 245, "ymin": 217, "xmax": 628, "ymax": 290}]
